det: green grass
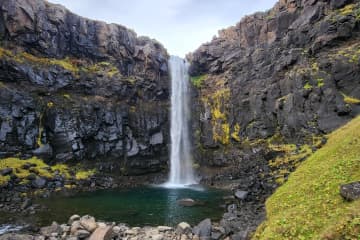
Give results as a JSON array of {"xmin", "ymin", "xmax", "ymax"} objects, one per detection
[
  {"xmin": 254, "ymin": 116, "xmax": 360, "ymax": 240},
  {"xmin": 190, "ymin": 75, "xmax": 207, "ymax": 88}
]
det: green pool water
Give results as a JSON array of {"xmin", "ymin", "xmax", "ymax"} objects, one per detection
[{"xmin": 35, "ymin": 186, "xmax": 228, "ymax": 227}]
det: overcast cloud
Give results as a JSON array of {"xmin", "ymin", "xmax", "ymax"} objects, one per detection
[{"xmin": 48, "ymin": 0, "xmax": 277, "ymax": 57}]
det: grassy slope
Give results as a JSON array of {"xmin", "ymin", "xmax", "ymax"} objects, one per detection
[{"xmin": 254, "ymin": 116, "xmax": 360, "ymax": 240}]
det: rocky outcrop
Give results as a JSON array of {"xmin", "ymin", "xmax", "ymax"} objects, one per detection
[
  {"xmin": 189, "ymin": 0, "xmax": 360, "ymax": 237},
  {"xmin": 0, "ymin": 0, "xmax": 170, "ymax": 175}
]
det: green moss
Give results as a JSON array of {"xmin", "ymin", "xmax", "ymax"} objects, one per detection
[
  {"xmin": 304, "ymin": 82, "xmax": 313, "ymax": 90},
  {"xmin": 317, "ymin": 78, "xmax": 324, "ymax": 87},
  {"xmin": 254, "ymin": 116, "xmax": 360, "ymax": 239},
  {"xmin": 202, "ymin": 88, "xmax": 231, "ymax": 145},
  {"xmin": 37, "ymin": 113, "xmax": 44, "ymax": 147},
  {"xmin": 75, "ymin": 169, "xmax": 95, "ymax": 180},
  {"xmin": 190, "ymin": 75, "xmax": 207, "ymax": 88},
  {"xmin": 0, "ymin": 157, "xmax": 95, "ymax": 185},
  {"xmin": 231, "ymin": 124, "xmax": 241, "ymax": 142},
  {"xmin": 47, "ymin": 101, "xmax": 54, "ymax": 108},
  {"xmin": 342, "ymin": 93, "xmax": 360, "ymax": 105},
  {"xmin": 339, "ymin": 4, "xmax": 356, "ymax": 16}
]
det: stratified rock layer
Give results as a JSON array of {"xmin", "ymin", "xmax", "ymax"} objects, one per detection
[
  {"xmin": 0, "ymin": 0, "xmax": 170, "ymax": 175},
  {"xmin": 189, "ymin": 0, "xmax": 360, "ymax": 236}
]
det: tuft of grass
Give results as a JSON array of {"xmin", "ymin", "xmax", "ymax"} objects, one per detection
[
  {"xmin": 190, "ymin": 75, "xmax": 207, "ymax": 88},
  {"xmin": 253, "ymin": 116, "xmax": 360, "ymax": 239}
]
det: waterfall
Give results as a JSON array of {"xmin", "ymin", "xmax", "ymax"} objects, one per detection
[{"xmin": 164, "ymin": 56, "xmax": 197, "ymax": 187}]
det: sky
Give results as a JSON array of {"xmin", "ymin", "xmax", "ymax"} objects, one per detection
[{"xmin": 48, "ymin": 0, "xmax": 278, "ymax": 57}]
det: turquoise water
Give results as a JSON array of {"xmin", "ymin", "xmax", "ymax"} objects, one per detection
[{"xmin": 36, "ymin": 186, "xmax": 227, "ymax": 227}]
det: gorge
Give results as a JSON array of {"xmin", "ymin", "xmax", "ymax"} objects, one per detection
[{"xmin": 0, "ymin": 0, "xmax": 360, "ymax": 239}]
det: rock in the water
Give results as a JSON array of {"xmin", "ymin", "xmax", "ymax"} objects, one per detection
[
  {"xmin": 0, "ymin": 168, "xmax": 13, "ymax": 176},
  {"xmin": 40, "ymin": 222, "xmax": 62, "ymax": 237},
  {"xmin": 177, "ymin": 198, "xmax": 196, "ymax": 207},
  {"xmin": 340, "ymin": 182, "xmax": 360, "ymax": 201},
  {"xmin": 31, "ymin": 177, "xmax": 47, "ymax": 189},
  {"xmin": 80, "ymin": 215, "xmax": 97, "ymax": 232},
  {"xmin": 89, "ymin": 226, "xmax": 113, "ymax": 240},
  {"xmin": 192, "ymin": 218, "xmax": 212, "ymax": 238},
  {"xmin": 176, "ymin": 222, "xmax": 192, "ymax": 235},
  {"xmin": 234, "ymin": 190, "xmax": 248, "ymax": 200}
]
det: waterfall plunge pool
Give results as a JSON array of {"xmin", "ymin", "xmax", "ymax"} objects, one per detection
[{"xmin": 1, "ymin": 186, "xmax": 229, "ymax": 229}]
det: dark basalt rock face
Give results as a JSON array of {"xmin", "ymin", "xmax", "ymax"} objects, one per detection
[
  {"xmin": 189, "ymin": 0, "xmax": 360, "ymax": 236},
  {"xmin": 0, "ymin": 0, "xmax": 170, "ymax": 175}
]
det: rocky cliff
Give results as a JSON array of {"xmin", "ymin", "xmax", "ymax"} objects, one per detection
[
  {"xmin": 0, "ymin": 0, "xmax": 170, "ymax": 175},
  {"xmin": 189, "ymin": 0, "xmax": 360, "ymax": 236}
]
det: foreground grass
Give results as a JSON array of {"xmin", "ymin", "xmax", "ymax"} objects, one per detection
[{"xmin": 254, "ymin": 116, "xmax": 360, "ymax": 239}]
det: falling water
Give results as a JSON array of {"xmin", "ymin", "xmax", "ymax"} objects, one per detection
[{"xmin": 164, "ymin": 56, "xmax": 197, "ymax": 187}]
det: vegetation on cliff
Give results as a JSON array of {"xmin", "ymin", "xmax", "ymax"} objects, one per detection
[
  {"xmin": 0, "ymin": 157, "xmax": 95, "ymax": 186},
  {"xmin": 254, "ymin": 116, "xmax": 360, "ymax": 239}
]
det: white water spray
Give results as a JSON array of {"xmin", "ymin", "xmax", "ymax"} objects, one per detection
[{"xmin": 164, "ymin": 56, "xmax": 197, "ymax": 188}]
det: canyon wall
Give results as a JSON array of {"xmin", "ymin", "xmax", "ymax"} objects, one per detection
[
  {"xmin": 189, "ymin": 0, "xmax": 360, "ymax": 234},
  {"xmin": 0, "ymin": 0, "xmax": 170, "ymax": 175}
]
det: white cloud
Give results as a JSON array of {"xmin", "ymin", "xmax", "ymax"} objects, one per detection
[{"xmin": 48, "ymin": 0, "xmax": 277, "ymax": 57}]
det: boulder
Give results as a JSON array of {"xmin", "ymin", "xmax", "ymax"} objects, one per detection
[
  {"xmin": 192, "ymin": 218, "xmax": 212, "ymax": 239},
  {"xmin": 70, "ymin": 221, "xmax": 83, "ymax": 235},
  {"xmin": 234, "ymin": 190, "xmax": 248, "ymax": 200},
  {"xmin": 76, "ymin": 229, "xmax": 90, "ymax": 239},
  {"xmin": 340, "ymin": 182, "xmax": 360, "ymax": 201},
  {"xmin": 31, "ymin": 177, "xmax": 47, "ymax": 189},
  {"xmin": 157, "ymin": 226, "xmax": 172, "ymax": 232},
  {"xmin": 40, "ymin": 222, "xmax": 62, "ymax": 237},
  {"xmin": 80, "ymin": 215, "xmax": 97, "ymax": 232},
  {"xmin": 89, "ymin": 226, "xmax": 113, "ymax": 240},
  {"xmin": 68, "ymin": 214, "xmax": 81, "ymax": 225},
  {"xmin": 151, "ymin": 234, "xmax": 164, "ymax": 240},
  {"xmin": 176, "ymin": 222, "xmax": 192, "ymax": 235},
  {"xmin": 0, "ymin": 168, "xmax": 13, "ymax": 176}
]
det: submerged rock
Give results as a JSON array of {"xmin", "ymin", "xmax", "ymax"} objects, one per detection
[{"xmin": 177, "ymin": 198, "xmax": 197, "ymax": 207}]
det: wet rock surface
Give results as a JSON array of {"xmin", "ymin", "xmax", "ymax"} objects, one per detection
[
  {"xmin": 189, "ymin": 0, "xmax": 360, "ymax": 238},
  {"xmin": 0, "ymin": 0, "xmax": 170, "ymax": 175}
]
